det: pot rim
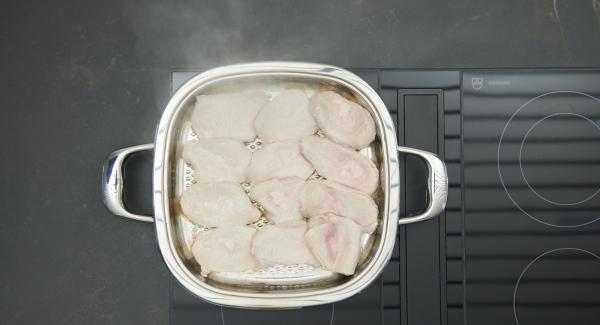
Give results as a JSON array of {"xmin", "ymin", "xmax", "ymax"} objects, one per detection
[{"xmin": 152, "ymin": 62, "xmax": 400, "ymax": 308}]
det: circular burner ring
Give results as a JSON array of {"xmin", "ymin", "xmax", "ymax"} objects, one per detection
[
  {"xmin": 498, "ymin": 90, "xmax": 600, "ymax": 228},
  {"xmin": 512, "ymin": 247, "xmax": 600, "ymax": 325},
  {"xmin": 519, "ymin": 112, "xmax": 600, "ymax": 206}
]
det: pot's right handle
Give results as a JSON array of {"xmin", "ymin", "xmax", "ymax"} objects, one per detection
[
  {"xmin": 102, "ymin": 144, "xmax": 155, "ymax": 223},
  {"xmin": 397, "ymin": 146, "xmax": 448, "ymax": 225}
]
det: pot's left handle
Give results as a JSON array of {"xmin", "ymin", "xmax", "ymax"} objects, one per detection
[{"xmin": 102, "ymin": 144, "xmax": 155, "ymax": 223}]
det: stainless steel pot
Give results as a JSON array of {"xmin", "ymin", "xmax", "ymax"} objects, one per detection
[{"xmin": 101, "ymin": 62, "xmax": 447, "ymax": 309}]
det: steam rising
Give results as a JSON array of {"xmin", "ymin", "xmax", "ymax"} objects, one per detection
[{"xmin": 124, "ymin": 0, "xmax": 372, "ymax": 69}]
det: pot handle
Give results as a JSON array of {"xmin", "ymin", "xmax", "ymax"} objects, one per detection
[
  {"xmin": 397, "ymin": 146, "xmax": 448, "ymax": 225},
  {"xmin": 102, "ymin": 144, "xmax": 155, "ymax": 223}
]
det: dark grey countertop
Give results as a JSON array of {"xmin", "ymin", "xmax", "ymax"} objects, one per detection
[{"xmin": 1, "ymin": 1, "xmax": 599, "ymax": 324}]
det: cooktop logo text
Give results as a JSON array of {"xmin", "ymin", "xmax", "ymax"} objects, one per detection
[
  {"xmin": 471, "ymin": 77, "xmax": 484, "ymax": 90},
  {"xmin": 471, "ymin": 77, "xmax": 512, "ymax": 90}
]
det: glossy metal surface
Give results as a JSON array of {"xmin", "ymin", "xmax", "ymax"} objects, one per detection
[
  {"xmin": 396, "ymin": 146, "xmax": 448, "ymax": 225},
  {"xmin": 154, "ymin": 62, "xmax": 400, "ymax": 308},
  {"xmin": 101, "ymin": 143, "xmax": 154, "ymax": 223},
  {"xmin": 102, "ymin": 62, "xmax": 447, "ymax": 308}
]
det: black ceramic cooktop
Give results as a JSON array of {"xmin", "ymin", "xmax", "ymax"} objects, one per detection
[
  {"xmin": 170, "ymin": 70, "xmax": 600, "ymax": 325},
  {"xmin": 460, "ymin": 71, "xmax": 600, "ymax": 325}
]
